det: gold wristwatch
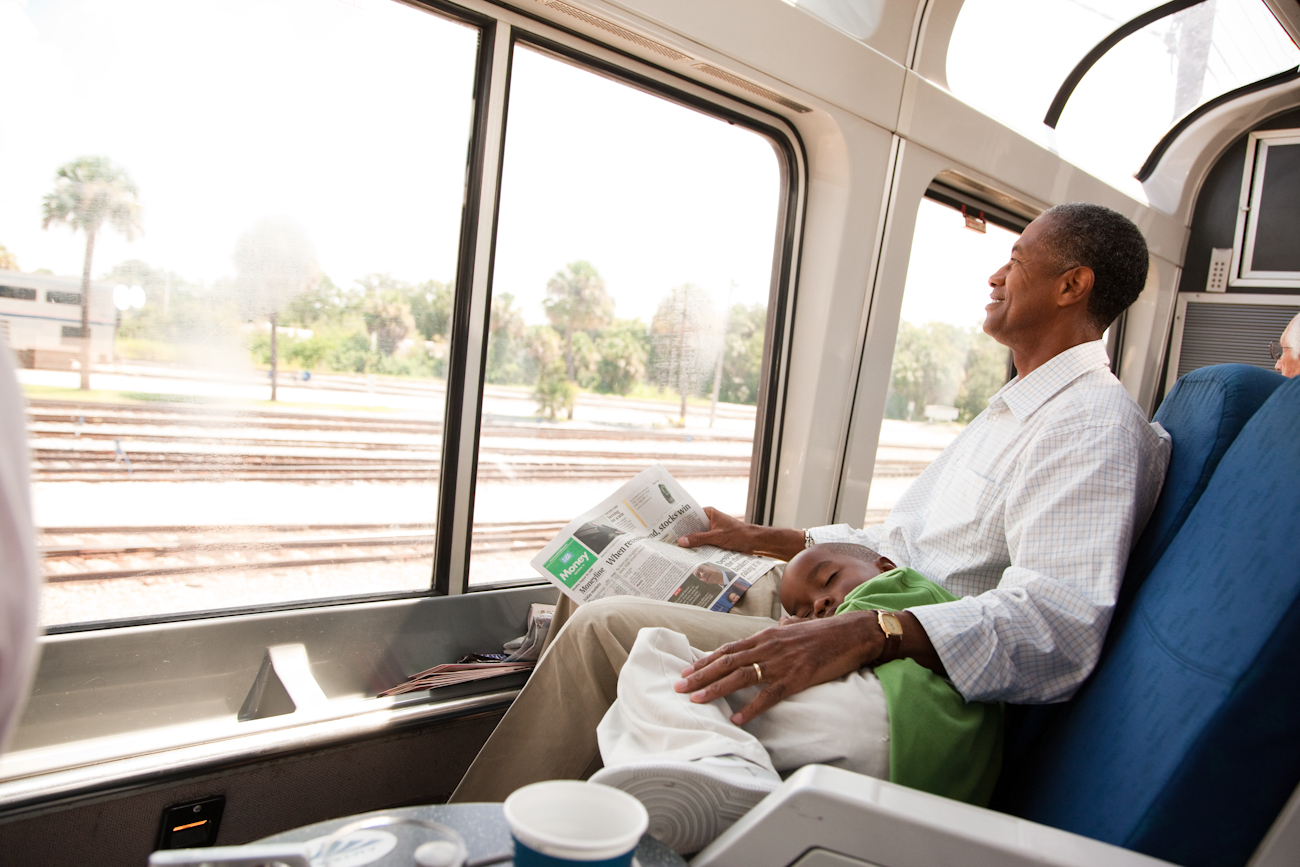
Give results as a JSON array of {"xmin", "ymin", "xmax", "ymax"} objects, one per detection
[{"xmin": 875, "ymin": 610, "xmax": 903, "ymax": 665}]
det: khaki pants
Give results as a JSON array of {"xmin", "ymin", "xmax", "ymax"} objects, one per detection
[{"xmin": 449, "ymin": 571, "xmax": 784, "ymax": 803}]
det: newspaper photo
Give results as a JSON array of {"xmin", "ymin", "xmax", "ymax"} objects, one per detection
[{"xmin": 531, "ymin": 464, "xmax": 780, "ymax": 610}]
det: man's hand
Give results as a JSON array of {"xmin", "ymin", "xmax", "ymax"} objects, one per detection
[
  {"xmin": 676, "ymin": 507, "xmax": 805, "ymax": 561},
  {"xmin": 673, "ymin": 611, "xmax": 883, "ymax": 725}
]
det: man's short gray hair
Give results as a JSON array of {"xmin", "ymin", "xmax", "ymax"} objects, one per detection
[{"xmin": 1038, "ymin": 203, "xmax": 1149, "ymax": 330}]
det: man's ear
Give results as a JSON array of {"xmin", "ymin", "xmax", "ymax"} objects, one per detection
[
  {"xmin": 877, "ymin": 556, "xmax": 897, "ymax": 573},
  {"xmin": 1057, "ymin": 265, "xmax": 1095, "ymax": 309}
]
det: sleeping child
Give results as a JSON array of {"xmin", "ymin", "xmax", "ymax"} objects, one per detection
[{"xmin": 590, "ymin": 542, "xmax": 1003, "ymax": 854}]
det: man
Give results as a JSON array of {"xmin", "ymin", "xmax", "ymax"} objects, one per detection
[
  {"xmin": 450, "ymin": 202, "xmax": 1170, "ymax": 806},
  {"xmin": 1271, "ymin": 311, "xmax": 1300, "ymax": 377}
]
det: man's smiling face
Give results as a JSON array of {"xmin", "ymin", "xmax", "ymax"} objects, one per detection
[{"xmin": 983, "ymin": 215, "xmax": 1067, "ymax": 348}]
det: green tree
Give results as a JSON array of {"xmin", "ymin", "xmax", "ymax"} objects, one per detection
[
  {"xmin": 543, "ymin": 260, "xmax": 613, "ymax": 382},
  {"xmin": 956, "ymin": 330, "xmax": 1009, "ymax": 422},
  {"xmin": 651, "ymin": 284, "xmax": 717, "ymax": 424},
  {"xmin": 527, "ymin": 325, "xmax": 575, "ymax": 420},
  {"xmin": 595, "ymin": 318, "xmax": 649, "ymax": 395},
  {"xmin": 233, "ymin": 216, "xmax": 320, "ymax": 400},
  {"xmin": 486, "ymin": 292, "xmax": 528, "ymax": 384},
  {"xmin": 356, "ymin": 274, "xmax": 417, "ymax": 357},
  {"xmin": 709, "ymin": 303, "xmax": 766, "ymax": 405},
  {"xmin": 0, "ymin": 243, "xmax": 17, "ymax": 271},
  {"xmin": 283, "ymin": 274, "xmax": 354, "ymax": 327},
  {"xmin": 410, "ymin": 279, "xmax": 453, "ymax": 342},
  {"xmin": 886, "ymin": 321, "xmax": 967, "ymax": 421},
  {"xmin": 41, "ymin": 156, "xmax": 144, "ymax": 389}
]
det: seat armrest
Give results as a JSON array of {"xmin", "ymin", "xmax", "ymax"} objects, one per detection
[{"xmin": 690, "ymin": 765, "xmax": 1177, "ymax": 867}]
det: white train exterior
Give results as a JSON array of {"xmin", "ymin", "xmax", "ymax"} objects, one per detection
[{"xmin": 0, "ymin": 269, "xmax": 115, "ymax": 369}]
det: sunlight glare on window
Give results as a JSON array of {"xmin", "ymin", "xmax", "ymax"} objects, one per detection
[
  {"xmin": 0, "ymin": 0, "xmax": 478, "ymax": 626},
  {"xmin": 864, "ymin": 198, "xmax": 1017, "ymax": 527},
  {"xmin": 468, "ymin": 45, "xmax": 783, "ymax": 586}
]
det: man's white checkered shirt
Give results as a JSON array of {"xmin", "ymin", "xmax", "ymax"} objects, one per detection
[{"xmin": 811, "ymin": 340, "xmax": 1170, "ymax": 704}]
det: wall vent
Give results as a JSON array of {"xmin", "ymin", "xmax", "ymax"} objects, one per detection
[
  {"xmin": 541, "ymin": 1, "xmax": 692, "ymax": 62},
  {"xmin": 691, "ymin": 63, "xmax": 813, "ymax": 113},
  {"xmin": 1176, "ymin": 301, "xmax": 1297, "ymax": 379}
]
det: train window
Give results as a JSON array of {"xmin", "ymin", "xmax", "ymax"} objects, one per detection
[
  {"xmin": 948, "ymin": 0, "xmax": 1300, "ymax": 186},
  {"xmin": 864, "ymin": 197, "xmax": 1016, "ymax": 527},
  {"xmin": 5, "ymin": 0, "xmax": 480, "ymax": 627},
  {"xmin": 468, "ymin": 44, "xmax": 783, "ymax": 586},
  {"xmin": 1051, "ymin": 0, "xmax": 1300, "ymax": 185},
  {"xmin": 948, "ymin": 0, "xmax": 1167, "ymax": 152},
  {"xmin": 0, "ymin": 287, "xmax": 36, "ymax": 301}
]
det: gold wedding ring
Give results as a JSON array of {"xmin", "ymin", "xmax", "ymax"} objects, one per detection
[{"xmin": 752, "ymin": 662, "xmax": 763, "ymax": 683}]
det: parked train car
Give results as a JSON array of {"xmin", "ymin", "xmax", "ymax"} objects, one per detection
[
  {"xmin": 0, "ymin": 270, "xmax": 115, "ymax": 370},
  {"xmin": 0, "ymin": 1, "xmax": 1298, "ymax": 865}
]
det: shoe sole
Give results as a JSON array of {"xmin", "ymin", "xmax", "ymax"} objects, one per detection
[{"xmin": 590, "ymin": 762, "xmax": 776, "ymax": 855}]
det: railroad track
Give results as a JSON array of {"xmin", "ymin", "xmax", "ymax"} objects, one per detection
[
  {"xmin": 27, "ymin": 398, "xmax": 756, "ymax": 442},
  {"xmin": 39, "ymin": 521, "xmax": 567, "ymax": 583},
  {"xmin": 40, "ymin": 505, "xmax": 905, "ymax": 585},
  {"xmin": 30, "ymin": 451, "xmax": 755, "ymax": 483},
  {"xmin": 28, "ymin": 451, "xmax": 929, "ymax": 483}
]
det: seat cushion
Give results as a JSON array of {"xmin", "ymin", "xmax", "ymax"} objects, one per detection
[
  {"xmin": 1009, "ymin": 373, "xmax": 1300, "ymax": 867},
  {"xmin": 995, "ymin": 364, "xmax": 1283, "ymax": 811},
  {"xmin": 1124, "ymin": 364, "xmax": 1284, "ymax": 596}
]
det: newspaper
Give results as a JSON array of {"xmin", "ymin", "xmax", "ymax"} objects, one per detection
[
  {"xmin": 379, "ymin": 603, "xmax": 555, "ymax": 696},
  {"xmin": 531, "ymin": 464, "xmax": 780, "ymax": 611}
]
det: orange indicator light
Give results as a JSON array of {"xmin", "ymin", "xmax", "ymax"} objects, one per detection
[{"xmin": 171, "ymin": 819, "xmax": 208, "ymax": 833}]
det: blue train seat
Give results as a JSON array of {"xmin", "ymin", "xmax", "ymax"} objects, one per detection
[
  {"xmin": 698, "ymin": 366, "xmax": 1298, "ymax": 867},
  {"xmin": 999, "ymin": 369, "xmax": 1300, "ymax": 866},
  {"xmin": 998, "ymin": 364, "xmax": 1286, "ymax": 796}
]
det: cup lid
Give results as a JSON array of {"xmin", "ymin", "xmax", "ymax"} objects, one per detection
[{"xmin": 504, "ymin": 780, "xmax": 648, "ymax": 860}]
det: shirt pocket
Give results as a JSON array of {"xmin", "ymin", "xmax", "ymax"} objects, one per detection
[{"xmin": 921, "ymin": 465, "xmax": 1005, "ymax": 540}]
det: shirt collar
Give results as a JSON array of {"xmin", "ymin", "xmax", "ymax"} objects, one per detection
[{"xmin": 988, "ymin": 340, "xmax": 1111, "ymax": 423}]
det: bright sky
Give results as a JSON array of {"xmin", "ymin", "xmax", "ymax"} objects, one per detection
[
  {"xmin": 0, "ymin": 0, "xmax": 779, "ymax": 327},
  {"xmin": 11, "ymin": 0, "xmax": 1287, "ymax": 330},
  {"xmin": 900, "ymin": 198, "xmax": 1019, "ymax": 329},
  {"xmin": 948, "ymin": 0, "xmax": 1299, "ymax": 193}
]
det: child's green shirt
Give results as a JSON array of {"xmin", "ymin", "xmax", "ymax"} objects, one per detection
[{"xmin": 836, "ymin": 566, "xmax": 1003, "ymax": 806}]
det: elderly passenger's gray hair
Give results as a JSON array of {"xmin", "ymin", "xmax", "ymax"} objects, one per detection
[
  {"xmin": 1037, "ymin": 203, "xmax": 1149, "ymax": 330},
  {"xmin": 1284, "ymin": 311, "xmax": 1300, "ymax": 350}
]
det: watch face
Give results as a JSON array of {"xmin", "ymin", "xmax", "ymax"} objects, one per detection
[{"xmin": 878, "ymin": 611, "xmax": 903, "ymax": 637}]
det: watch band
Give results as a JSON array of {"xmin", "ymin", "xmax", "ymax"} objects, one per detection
[{"xmin": 875, "ymin": 610, "xmax": 903, "ymax": 665}]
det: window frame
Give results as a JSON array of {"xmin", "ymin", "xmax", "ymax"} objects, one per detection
[
  {"xmin": 437, "ymin": 15, "xmax": 808, "ymax": 597},
  {"xmin": 1231, "ymin": 127, "xmax": 1300, "ymax": 288},
  {"xmin": 38, "ymin": 0, "xmax": 809, "ymax": 630}
]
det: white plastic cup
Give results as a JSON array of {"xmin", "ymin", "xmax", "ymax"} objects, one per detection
[{"xmin": 503, "ymin": 780, "xmax": 648, "ymax": 866}]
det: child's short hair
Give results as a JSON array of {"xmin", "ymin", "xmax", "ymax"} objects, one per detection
[{"xmin": 811, "ymin": 542, "xmax": 884, "ymax": 564}]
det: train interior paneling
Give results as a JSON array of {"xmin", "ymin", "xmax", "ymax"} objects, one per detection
[{"xmin": 1, "ymin": 0, "xmax": 1299, "ymax": 864}]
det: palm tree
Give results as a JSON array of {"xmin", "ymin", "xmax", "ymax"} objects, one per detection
[
  {"xmin": 233, "ymin": 217, "xmax": 320, "ymax": 401},
  {"xmin": 543, "ymin": 260, "xmax": 613, "ymax": 382},
  {"xmin": 42, "ymin": 157, "xmax": 144, "ymax": 389}
]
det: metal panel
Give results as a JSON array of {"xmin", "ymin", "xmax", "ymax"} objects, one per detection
[{"xmin": 1165, "ymin": 292, "xmax": 1300, "ymax": 393}]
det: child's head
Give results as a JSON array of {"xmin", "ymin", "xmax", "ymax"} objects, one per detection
[{"xmin": 779, "ymin": 542, "xmax": 897, "ymax": 620}]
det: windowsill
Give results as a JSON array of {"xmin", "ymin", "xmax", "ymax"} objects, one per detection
[
  {"xmin": 0, "ymin": 585, "xmax": 554, "ymax": 814},
  {"xmin": 0, "ymin": 684, "xmax": 520, "ymax": 812}
]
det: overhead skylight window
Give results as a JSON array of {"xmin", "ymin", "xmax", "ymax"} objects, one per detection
[{"xmin": 949, "ymin": 0, "xmax": 1300, "ymax": 191}]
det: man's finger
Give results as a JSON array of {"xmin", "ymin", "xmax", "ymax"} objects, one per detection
[
  {"xmin": 686, "ymin": 664, "xmax": 760, "ymax": 705},
  {"xmin": 676, "ymin": 653, "xmax": 744, "ymax": 694},
  {"xmin": 680, "ymin": 636, "xmax": 757, "ymax": 677},
  {"xmin": 730, "ymin": 681, "xmax": 790, "ymax": 725}
]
